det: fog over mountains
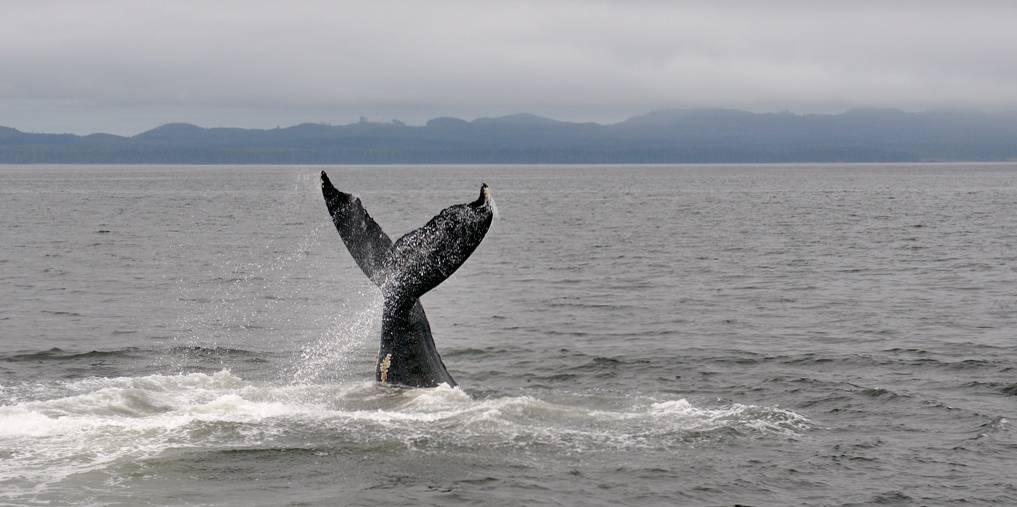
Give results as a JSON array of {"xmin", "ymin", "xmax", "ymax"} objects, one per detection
[{"xmin": 3, "ymin": 108, "xmax": 1016, "ymax": 164}]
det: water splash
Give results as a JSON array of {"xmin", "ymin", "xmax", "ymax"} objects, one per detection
[
  {"xmin": 167, "ymin": 217, "xmax": 332, "ymax": 368},
  {"xmin": 289, "ymin": 288, "xmax": 382, "ymax": 385},
  {"xmin": 489, "ymin": 190, "xmax": 501, "ymax": 220},
  {"xmin": 0, "ymin": 368, "xmax": 811, "ymax": 499}
]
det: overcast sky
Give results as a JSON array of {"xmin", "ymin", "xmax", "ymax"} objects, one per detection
[{"xmin": 2, "ymin": 0, "xmax": 1016, "ymax": 135}]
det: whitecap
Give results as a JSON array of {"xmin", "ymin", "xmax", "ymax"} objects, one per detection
[{"xmin": 0, "ymin": 370, "xmax": 810, "ymax": 497}]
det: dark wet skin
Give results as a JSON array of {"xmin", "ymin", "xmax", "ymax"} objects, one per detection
[{"xmin": 320, "ymin": 171, "xmax": 493, "ymax": 387}]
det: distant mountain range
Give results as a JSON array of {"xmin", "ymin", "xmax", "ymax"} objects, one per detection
[{"xmin": 3, "ymin": 108, "xmax": 1017, "ymax": 164}]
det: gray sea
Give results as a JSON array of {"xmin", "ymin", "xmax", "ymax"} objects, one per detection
[{"xmin": 1, "ymin": 164, "xmax": 1015, "ymax": 506}]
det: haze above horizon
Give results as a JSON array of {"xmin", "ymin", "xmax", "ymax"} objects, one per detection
[{"xmin": 3, "ymin": 1, "xmax": 1016, "ymax": 135}]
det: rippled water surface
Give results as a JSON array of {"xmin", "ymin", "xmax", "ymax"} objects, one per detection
[{"xmin": 1, "ymin": 164, "xmax": 1016, "ymax": 506}]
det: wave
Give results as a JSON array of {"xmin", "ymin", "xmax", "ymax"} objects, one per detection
[
  {"xmin": 697, "ymin": 349, "xmax": 1014, "ymax": 372},
  {"xmin": 0, "ymin": 347, "xmax": 142, "ymax": 362},
  {"xmin": 166, "ymin": 345, "xmax": 262, "ymax": 357},
  {"xmin": 0, "ymin": 370, "xmax": 810, "ymax": 497},
  {"xmin": 0, "ymin": 345, "xmax": 275, "ymax": 364}
]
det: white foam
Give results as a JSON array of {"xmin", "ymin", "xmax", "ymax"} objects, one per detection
[
  {"xmin": 0, "ymin": 407, "xmax": 66, "ymax": 437},
  {"xmin": 0, "ymin": 371, "xmax": 810, "ymax": 497}
]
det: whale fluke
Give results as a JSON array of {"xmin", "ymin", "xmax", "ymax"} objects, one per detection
[
  {"xmin": 321, "ymin": 171, "xmax": 494, "ymax": 387},
  {"xmin": 320, "ymin": 171, "xmax": 393, "ymax": 287}
]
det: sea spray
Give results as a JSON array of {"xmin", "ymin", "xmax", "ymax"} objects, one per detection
[
  {"xmin": 489, "ymin": 190, "xmax": 500, "ymax": 220},
  {"xmin": 166, "ymin": 218, "xmax": 331, "ymax": 373},
  {"xmin": 289, "ymin": 288, "xmax": 382, "ymax": 385}
]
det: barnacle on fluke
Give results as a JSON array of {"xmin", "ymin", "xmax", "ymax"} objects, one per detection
[{"xmin": 379, "ymin": 354, "xmax": 392, "ymax": 383}]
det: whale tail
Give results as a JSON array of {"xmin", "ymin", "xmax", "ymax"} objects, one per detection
[{"xmin": 321, "ymin": 171, "xmax": 494, "ymax": 387}]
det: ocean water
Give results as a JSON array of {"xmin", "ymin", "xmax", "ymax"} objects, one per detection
[{"xmin": 1, "ymin": 163, "xmax": 1015, "ymax": 506}]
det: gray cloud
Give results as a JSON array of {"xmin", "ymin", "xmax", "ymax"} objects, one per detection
[{"xmin": 2, "ymin": 0, "xmax": 1016, "ymax": 134}]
